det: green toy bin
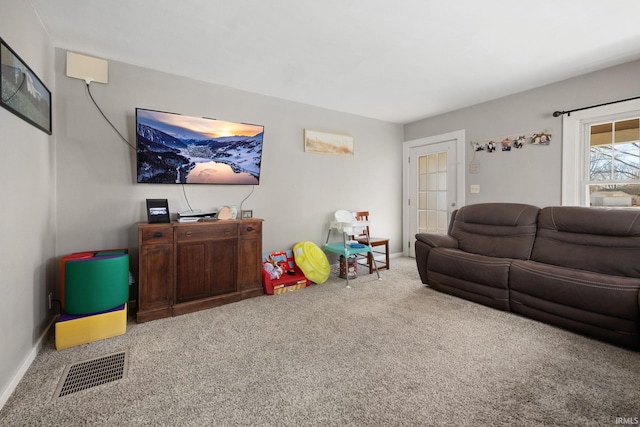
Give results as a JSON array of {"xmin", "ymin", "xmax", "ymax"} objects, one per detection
[{"xmin": 64, "ymin": 252, "xmax": 129, "ymax": 315}]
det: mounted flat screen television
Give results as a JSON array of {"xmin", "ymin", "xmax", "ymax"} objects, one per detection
[{"xmin": 136, "ymin": 108, "xmax": 264, "ymax": 184}]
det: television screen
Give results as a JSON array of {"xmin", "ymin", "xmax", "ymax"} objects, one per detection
[{"xmin": 136, "ymin": 108, "xmax": 264, "ymax": 184}]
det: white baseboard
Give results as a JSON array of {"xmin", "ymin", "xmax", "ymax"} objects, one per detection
[{"xmin": 0, "ymin": 316, "xmax": 55, "ymax": 410}]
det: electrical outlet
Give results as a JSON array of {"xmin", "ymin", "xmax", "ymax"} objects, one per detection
[
  {"xmin": 470, "ymin": 185, "xmax": 480, "ymax": 194},
  {"xmin": 48, "ymin": 292, "xmax": 53, "ymax": 310}
]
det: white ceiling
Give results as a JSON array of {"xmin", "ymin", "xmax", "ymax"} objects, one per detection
[{"xmin": 29, "ymin": 0, "xmax": 640, "ymax": 124}]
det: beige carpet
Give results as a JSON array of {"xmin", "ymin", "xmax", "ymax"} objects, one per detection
[{"xmin": 1, "ymin": 257, "xmax": 639, "ymax": 426}]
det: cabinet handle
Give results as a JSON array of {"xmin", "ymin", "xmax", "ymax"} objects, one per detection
[
  {"xmin": 153, "ymin": 232, "xmax": 163, "ymax": 238},
  {"xmin": 186, "ymin": 231, "xmax": 192, "ymax": 237},
  {"xmin": 246, "ymin": 226, "xmax": 253, "ymax": 232}
]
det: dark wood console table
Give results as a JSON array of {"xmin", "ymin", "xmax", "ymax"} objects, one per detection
[{"xmin": 136, "ymin": 219, "xmax": 263, "ymax": 323}]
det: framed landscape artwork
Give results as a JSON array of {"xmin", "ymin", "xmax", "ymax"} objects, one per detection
[
  {"xmin": 0, "ymin": 37, "xmax": 52, "ymax": 134},
  {"xmin": 304, "ymin": 129, "xmax": 354, "ymax": 155}
]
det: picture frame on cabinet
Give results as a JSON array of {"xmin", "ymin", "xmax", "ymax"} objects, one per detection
[{"xmin": 146, "ymin": 199, "xmax": 170, "ymax": 223}]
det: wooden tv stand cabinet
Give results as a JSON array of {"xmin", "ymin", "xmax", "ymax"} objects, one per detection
[{"xmin": 136, "ymin": 219, "xmax": 264, "ymax": 323}]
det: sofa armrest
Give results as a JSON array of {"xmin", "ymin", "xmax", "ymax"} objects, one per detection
[
  {"xmin": 414, "ymin": 233, "xmax": 459, "ymax": 284},
  {"xmin": 415, "ymin": 233, "xmax": 458, "ymax": 249}
]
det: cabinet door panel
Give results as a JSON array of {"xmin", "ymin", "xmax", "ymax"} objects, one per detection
[
  {"xmin": 209, "ymin": 239, "xmax": 237, "ymax": 295},
  {"xmin": 238, "ymin": 235, "xmax": 261, "ymax": 291},
  {"xmin": 176, "ymin": 242, "xmax": 209, "ymax": 303},
  {"xmin": 139, "ymin": 243, "xmax": 173, "ymax": 310}
]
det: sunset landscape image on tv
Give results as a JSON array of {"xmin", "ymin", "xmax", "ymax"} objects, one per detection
[{"xmin": 136, "ymin": 108, "xmax": 263, "ymax": 184}]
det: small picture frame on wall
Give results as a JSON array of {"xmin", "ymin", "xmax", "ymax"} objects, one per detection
[
  {"xmin": 241, "ymin": 210, "xmax": 253, "ymax": 219},
  {"xmin": 146, "ymin": 199, "xmax": 170, "ymax": 223}
]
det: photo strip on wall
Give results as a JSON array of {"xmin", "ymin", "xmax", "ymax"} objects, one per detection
[{"xmin": 472, "ymin": 130, "xmax": 552, "ymax": 153}]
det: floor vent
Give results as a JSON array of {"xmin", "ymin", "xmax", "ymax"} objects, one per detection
[{"xmin": 54, "ymin": 351, "xmax": 128, "ymax": 398}]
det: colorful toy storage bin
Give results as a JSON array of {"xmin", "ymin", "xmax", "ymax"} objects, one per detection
[
  {"xmin": 62, "ymin": 249, "xmax": 130, "ymax": 315},
  {"xmin": 56, "ymin": 249, "xmax": 129, "ymax": 350},
  {"xmin": 262, "ymin": 250, "xmax": 311, "ymax": 295}
]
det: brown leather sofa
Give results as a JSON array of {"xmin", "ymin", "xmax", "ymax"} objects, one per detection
[{"xmin": 415, "ymin": 203, "xmax": 640, "ymax": 349}]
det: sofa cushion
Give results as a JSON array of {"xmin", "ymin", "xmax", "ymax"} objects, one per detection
[
  {"xmin": 510, "ymin": 260, "xmax": 640, "ymax": 321},
  {"xmin": 450, "ymin": 203, "xmax": 539, "ymax": 260},
  {"xmin": 427, "ymin": 247, "xmax": 513, "ymax": 310},
  {"xmin": 532, "ymin": 207, "xmax": 640, "ymax": 278},
  {"xmin": 510, "ymin": 259, "xmax": 640, "ymax": 347}
]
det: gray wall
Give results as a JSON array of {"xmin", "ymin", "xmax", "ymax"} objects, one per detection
[
  {"xmin": 0, "ymin": 2, "xmax": 56, "ymax": 405},
  {"xmin": 2, "ymin": 7, "xmax": 403, "ymax": 404},
  {"xmin": 54, "ymin": 49, "xmax": 403, "ymax": 267},
  {"xmin": 405, "ymin": 59, "xmax": 640, "ymax": 208},
  {"xmin": 5, "ymin": 0, "xmax": 640, "ymax": 408}
]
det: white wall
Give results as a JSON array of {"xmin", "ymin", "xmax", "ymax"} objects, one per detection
[
  {"xmin": 0, "ymin": 2, "xmax": 56, "ymax": 407},
  {"xmin": 404, "ymin": 59, "xmax": 640, "ymax": 208},
  {"xmin": 53, "ymin": 49, "xmax": 404, "ymax": 272}
]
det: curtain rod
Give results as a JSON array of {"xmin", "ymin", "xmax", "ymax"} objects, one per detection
[{"xmin": 553, "ymin": 95, "xmax": 640, "ymax": 117}]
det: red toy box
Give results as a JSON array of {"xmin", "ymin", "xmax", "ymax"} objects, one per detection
[{"xmin": 262, "ymin": 250, "xmax": 310, "ymax": 295}]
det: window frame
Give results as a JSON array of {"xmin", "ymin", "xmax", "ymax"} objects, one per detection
[{"xmin": 561, "ymin": 99, "xmax": 640, "ymax": 206}]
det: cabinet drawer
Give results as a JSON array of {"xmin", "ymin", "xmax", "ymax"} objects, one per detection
[
  {"xmin": 176, "ymin": 223, "xmax": 237, "ymax": 242},
  {"xmin": 140, "ymin": 226, "xmax": 173, "ymax": 244},
  {"xmin": 240, "ymin": 221, "xmax": 262, "ymax": 236}
]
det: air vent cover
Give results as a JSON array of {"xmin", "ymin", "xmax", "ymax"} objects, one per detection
[{"xmin": 54, "ymin": 351, "xmax": 128, "ymax": 398}]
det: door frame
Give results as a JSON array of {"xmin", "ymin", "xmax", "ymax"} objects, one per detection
[{"xmin": 402, "ymin": 130, "xmax": 466, "ymax": 256}]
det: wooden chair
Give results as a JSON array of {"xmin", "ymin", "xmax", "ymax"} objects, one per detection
[{"xmin": 352, "ymin": 211, "xmax": 389, "ymax": 274}]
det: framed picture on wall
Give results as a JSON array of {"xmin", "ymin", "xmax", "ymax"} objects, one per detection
[
  {"xmin": 304, "ymin": 129, "xmax": 354, "ymax": 155},
  {"xmin": 0, "ymin": 37, "xmax": 52, "ymax": 135},
  {"xmin": 146, "ymin": 199, "xmax": 170, "ymax": 223}
]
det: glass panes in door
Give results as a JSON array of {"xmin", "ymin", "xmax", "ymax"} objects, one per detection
[{"xmin": 418, "ymin": 151, "xmax": 448, "ymax": 234}]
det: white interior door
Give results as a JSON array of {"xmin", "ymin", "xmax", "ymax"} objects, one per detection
[{"xmin": 403, "ymin": 131, "xmax": 464, "ymax": 257}]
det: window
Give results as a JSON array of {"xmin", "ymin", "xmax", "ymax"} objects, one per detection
[
  {"xmin": 588, "ymin": 118, "xmax": 640, "ymax": 207},
  {"xmin": 561, "ymin": 99, "xmax": 640, "ymax": 207}
]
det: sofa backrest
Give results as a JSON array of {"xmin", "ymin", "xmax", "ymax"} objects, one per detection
[
  {"xmin": 450, "ymin": 203, "xmax": 540, "ymax": 259},
  {"xmin": 532, "ymin": 206, "xmax": 640, "ymax": 278}
]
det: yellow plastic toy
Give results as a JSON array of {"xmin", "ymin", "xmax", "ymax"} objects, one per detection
[{"xmin": 293, "ymin": 241, "xmax": 330, "ymax": 284}]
